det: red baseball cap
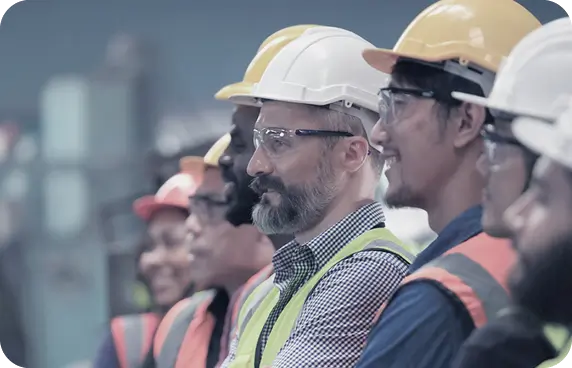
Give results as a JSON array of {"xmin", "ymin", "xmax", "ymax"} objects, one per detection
[{"xmin": 133, "ymin": 172, "xmax": 201, "ymax": 221}]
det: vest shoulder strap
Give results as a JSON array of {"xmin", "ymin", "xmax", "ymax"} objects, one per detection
[
  {"xmin": 404, "ymin": 233, "xmax": 514, "ymax": 328},
  {"xmin": 111, "ymin": 313, "xmax": 160, "ymax": 368},
  {"xmin": 257, "ymin": 227, "xmax": 413, "ymax": 366},
  {"xmin": 153, "ymin": 290, "xmax": 216, "ymax": 368},
  {"xmin": 363, "ymin": 237, "xmax": 417, "ymax": 265},
  {"xmin": 236, "ymin": 276, "xmax": 276, "ymax": 339},
  {"xmin": 231, "ymin": 265, "xmax": 274, "ymax": 338}
]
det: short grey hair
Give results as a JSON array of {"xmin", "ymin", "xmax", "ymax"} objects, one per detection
[{"xmin": 310, "ymin": 106, "xmax": 384, "ymax": 175}]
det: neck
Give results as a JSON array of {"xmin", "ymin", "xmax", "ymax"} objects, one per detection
[
  {"xmin": 425, "ymin": 159, "xmax": 483, "ymax": 234},
  {"xmin": 268, "ymin": 234, "xmax": 293, "ymax": 250}
]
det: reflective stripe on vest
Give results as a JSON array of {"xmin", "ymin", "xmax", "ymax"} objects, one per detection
[
  {"xmin": 153, "ymin": 290, "xmax": 216, "ymax": 368},
  {"xmin": 111, "ymin": 313, "xmax": 160, "ymax": 368},
  {"xmin": 373, "ymin": 232, "xmax": 515, "ymax": 329},
  {"xmin": 228, "ymin": 227, "xmax": 417, "ymax": 368},
  {"xmin": 231, "ymin": 265, "xmax": 274, "ymax": 340}
]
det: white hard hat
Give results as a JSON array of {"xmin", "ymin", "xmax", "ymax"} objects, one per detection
[
  {"xmin": 513, "ymin": 96, "xmax": 572, "ymax": 171},
  {"xmin": 229, "ymin": 27, "xmax": 389, "ymax": 133},
  {"xmin": 452, "ymin": 17, "xmax": 572, "ymax": 121}
]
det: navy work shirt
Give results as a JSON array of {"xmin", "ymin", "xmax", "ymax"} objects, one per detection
[{"xmin": 356, "ymin": 206, "xmax": 483, "ymax": 368}]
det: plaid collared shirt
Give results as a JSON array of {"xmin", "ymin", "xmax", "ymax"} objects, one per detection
[{"xmin": 220, "ymin": 202, "xmax": 408, "ymax": 368}]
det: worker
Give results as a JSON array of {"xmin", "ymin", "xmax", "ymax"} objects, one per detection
[
  {"xmin": 94, "ymin": 169, "xmax": 202, "ymax": 368},
  {"xmin": 503, "ymin": 96, "xmax": 572, "ymax": 365},
  {"xmin": 149, "ymin": 134, "xmax": 274, "ymax": 368},
  {"xmin": 450, "ymin": 17, "xmax": 572, "ymax": 368},
  {"xmin": 355, "ymin": 0, "xmax": 541, "ymax": 367},
  {"xmin": 215, "ymin": 24, "xmax": 326, "ymax": 337},
  {"xmin": 221, "ymin": 27, "xmax": 417, "ymax": 368}
]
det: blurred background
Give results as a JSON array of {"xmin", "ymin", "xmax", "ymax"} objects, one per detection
[{"xmin": 0, "ymin": 0, "xmax": 565, "ymax": 367}]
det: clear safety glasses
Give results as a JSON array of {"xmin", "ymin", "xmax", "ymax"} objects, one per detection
[
  {"xmin": 253, "ymin": 127, "xmax": 354, "ymax": 158},
  {"xmin": 378, "ymin": 87, "xmax": 439, "ymax": 125},
  {"xmin": 481, "ymin": 123, "xmax": 526, "ymax": 171}
]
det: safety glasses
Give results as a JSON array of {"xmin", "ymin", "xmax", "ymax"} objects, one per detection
[
  {"xmin": 253, "ymin": 127, "xmax": 353, "ymax": 158},
  {"xmin": 378, "ymin": 87, "xmax": 440, "ymax": 125}
]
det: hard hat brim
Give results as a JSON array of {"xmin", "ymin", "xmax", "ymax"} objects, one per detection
[
  {"xmin": 513, "ymin": 117, "xmax": 572, "ymax": 170},
  {"xmin": 362, "ymin": 48, "xmax": 447, "ymax": 74},
  {"xmin": 133, "ymin": 195, "xmax": 188, "ymax": 221},
  {"xmin": 451, "ymin": 91, "xmax": 490, "ymax": 108},
  {"xmin": 214, "ymin": 82, "xmax": 254, "ymax": 101}
]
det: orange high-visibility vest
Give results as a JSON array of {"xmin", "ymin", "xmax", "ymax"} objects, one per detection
[
  {"xmin": 111, "ymin": 313, "xmax": 160, "ymax": 368},
  {"xmin": 153, "ymin": 290, "xmax": 216, "ymax": 368},
  {"xmin": 373, "ymin": 232, "xmax": 515, "ymax": 328}
]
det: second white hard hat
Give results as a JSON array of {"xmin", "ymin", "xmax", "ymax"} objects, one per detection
[
  {"xmin": 452, "ymin": 17, "xmax": 572, "ymax": 121},
  {"xmin": 229, "ymin": 27, "xmax": 389, "ymax": 133}
]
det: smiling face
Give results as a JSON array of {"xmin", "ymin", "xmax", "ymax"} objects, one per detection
[
  {"xmin": 369, "ymin": 60, "xmax": 487, "ymax": 226},
  {"xmin": 138, "ymin": 207, "xmax": 192, "ymax": 309}
]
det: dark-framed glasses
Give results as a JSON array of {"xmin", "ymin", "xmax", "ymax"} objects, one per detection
[{"xmin": 253, "ymin": 127, "xmax": 354, "ymax": 157}]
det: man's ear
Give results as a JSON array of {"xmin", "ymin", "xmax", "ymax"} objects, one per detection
[
  {"xmin": 453, "ymin": 102, "xmax": 486, "ymax": 149},
  {"xmin": 338, "ymin": 137, "xmax": 369, "ymax": 173}
]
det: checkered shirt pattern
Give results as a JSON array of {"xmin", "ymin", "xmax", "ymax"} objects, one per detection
[{"xmin": 220, "ymin": 202, "xmax": 409, "ymax": 368}]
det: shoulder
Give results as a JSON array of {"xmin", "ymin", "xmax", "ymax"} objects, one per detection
[
  {"xmin": 323, "ymin": 245, "xmax": 409, "ymax": 284},
  {"xmin": 307, "ymin": 249, "xmax": 408, "ymax": 307}
]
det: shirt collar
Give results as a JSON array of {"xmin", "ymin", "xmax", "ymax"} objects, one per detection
[{"xmin": 273, "ymin": 201, "xmax": 386, "ymax": 273}]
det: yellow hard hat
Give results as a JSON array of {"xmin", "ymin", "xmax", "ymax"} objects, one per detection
[
  {"xmin": 179, "ymin": 133, "xmax": 231, "ymax": 174},
  {"xmin": 214, "ymin": 25, "xmax": 319, "ymax": 100},
  {"xmin": 363, "ymin": 0, "xmax": 541, "ymax": 76}
]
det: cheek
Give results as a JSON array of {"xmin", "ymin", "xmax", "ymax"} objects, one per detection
[
  {"xmin": 275, "ymin": 154, "xmax": 320, "ymax": 186},
  {"xmin": 489, "ymin": 168, "xmax": 526, "ymax": 208},
  {"xmin": 138, "ymin": 252, "xmax": 154, "ymax": 276}
]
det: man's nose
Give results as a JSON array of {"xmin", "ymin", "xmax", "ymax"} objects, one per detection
[
  {"xmin": 370, "ymin": 118, "xmax": 390, "ymax": 152},
  {"xmin": 504, "ymin": 192, "xmax": 533, "ymax": 234},
  {"xmin": 247, "ymin": 147, "xmax": 273, "ymax": 177},
  {"xmin": 186, "ymin": 213, "xmax": 202, "ymax": 237}
]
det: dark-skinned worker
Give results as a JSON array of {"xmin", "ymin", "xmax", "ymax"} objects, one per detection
[
  {"xmin": 145, "ymin": 26, "xmax": 315, "ymax": 368},
  {"xmin": 450, "ymin": 17, "xmax": 572, "ymax": 368},
  {"xmin": 356, "ymin": 0, "xmax": 541, "ymax": 367},
  {"xmin": 147, "ymin": 134, "xmax": 274, "ymax": 368},
  {"xmin": 220, "ymin": 26, "xmax": 417, "ymax": 368},
  {"xmin": 94, "ymin": 167, "xmax": 202, "ymax": 368}
]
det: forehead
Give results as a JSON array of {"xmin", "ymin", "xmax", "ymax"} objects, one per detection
[
  {"xmin": 232, "ymin": 105, "xmax": 260, "ymax": 132},
  {"xmin": 195, "ymin": 167, "xmax": 225, "ymax": 196},
  {"xmin": 148, "ymin": 208, "xmax": 186, "ymax": 229},
  {"xmin": 258, "ymin": 101, "xmax": 317, "ymax": 129}
]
